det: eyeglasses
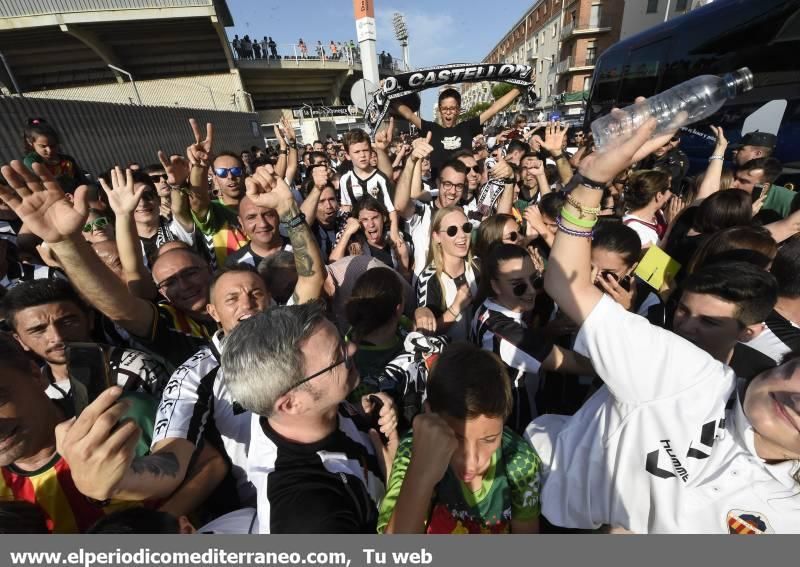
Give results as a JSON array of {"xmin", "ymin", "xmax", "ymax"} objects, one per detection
[
  {"xmin": 511, "ymin": 275, "xmax": 544, "ymax": 297},
  {"xmin": 440, "ymin": 223, "xmax": 473, "ymax": 237},
  {"xmin": 465, "ymin": 165, "xmax": 483, "ymax": 174},
  {"xmin": 150, "ymin": 174, "xmax": 168, "ymax": 182},
  {"xmin": 213, "ymin": 166, "xmax": 244, "ymax": 178},
  {"xmin": 283, "ymin": 339, "xmax": 353, "ymax": 397},
  {"xmin": 83, "ymin": 217, "xmax": 109, "ymax": 233},
  {"xmin": 440, "ymin": 180, "xmax": 466, "ymax": 192},
  {"xmin": 440, "ymin": 106, "xmax": 459, "ymax": 113},
  {"xmin": 155, "ymin": 266, "xmax": 205, "ymax": 292}
]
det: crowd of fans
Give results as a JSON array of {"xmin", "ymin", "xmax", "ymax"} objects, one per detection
[
  {"xmin": 230, "ymin": 35, "xmax": 359, "ymax": 62},
  {"xmin": 0, "ymin": 84, "xmax": 798, "ymax": 535}
]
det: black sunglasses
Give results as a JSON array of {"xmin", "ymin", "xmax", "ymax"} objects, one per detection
[
  {"xmin": 512, "ymin": 275, "xmax": 544, "ymax": 297},
  {"xmin": 599, "ymin": 270, "xmax": 632, "ymax": 291},
  {"xmin": 441, "ymin": 223, "xmax": 473, "ymax": 237},
  {"xmin": 465, "ymin": 164, "xmax": 483, "ymax": 174},
  {"xmin": 150, "ymin": 174, "xmax": 168, "ymax": 182}
]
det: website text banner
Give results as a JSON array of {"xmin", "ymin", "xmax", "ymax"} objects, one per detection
[{"xmin": 2, "ymin": 535, "xmax": 789, "ymax": 567}]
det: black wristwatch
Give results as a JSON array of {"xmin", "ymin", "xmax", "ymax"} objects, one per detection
[{"xmin": 284, "ymin": 211, "xmax": 306, "ymax": 229}]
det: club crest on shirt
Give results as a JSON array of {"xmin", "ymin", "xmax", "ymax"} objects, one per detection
[
  {"xmin": 442, "ymin": 136, "xmax": 462, "ymax": 150},
  {"xmin": 726, "ymin": 509, "xmax": 773, "ymax": 534}
]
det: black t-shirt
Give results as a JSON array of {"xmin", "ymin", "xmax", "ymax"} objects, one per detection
[
  {"xmin": 367, "ymin": 243, "xmax": 393, "ymax": 268},
  {"xmin": 420, "ymin": 117, "xmax": 482, "ymax": 178},
  {"xmin": 251, "ymin": 404, "xmax": 385, "ymax": 533}
]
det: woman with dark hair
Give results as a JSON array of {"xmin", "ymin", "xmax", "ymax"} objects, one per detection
[
  {"xmin": 622, "ymin": 169, "xmax": 672, "ymax": 247},
  {"xmin": 472, "ymin": 243, "xmax": 594, "ymax": 432},
  {"xmin": 22, "ymin": 118, "xmax": 89, "ymax": 194},
  {"xmin": 665, "ymin": 189, "xmax": 752, "ymax": 269},
  {"xmin": 329, "ymin": 195, "xmax": 412, "ymax": 278},
  {"xmin": 591, "ymin": 222, "xmax": 665, "ymax": 326},
  {"xmin": 473, "ymin": 213, "xmax": 523, "ymax": 260},
  {"xmin": 686, "ymin": 225, "xmax": 778, "ymax": 275},
  {"xmin": 346, "ymin": 267, "xmax": 447, "ymax": 426}
]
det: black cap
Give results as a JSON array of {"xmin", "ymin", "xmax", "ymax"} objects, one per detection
[{"xmin": 732, "ymin": 131, "xmax": 777, "ymax": 150}]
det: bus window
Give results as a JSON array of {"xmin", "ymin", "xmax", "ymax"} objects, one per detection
[
  {"xmin": 588, "ymin": 49, "xmax": 627, "ymax": 120},
  {"xmin": 617, "ymin": 38, "xmax": 669, "ymax": 105}
]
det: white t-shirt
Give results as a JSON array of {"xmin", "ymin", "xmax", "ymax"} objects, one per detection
[
  {"xmin": 526, "ymin": 295, "xmax": 800, "ymax": 533},
  {"xmin": 622, "ymin": 213, "xmax": 662, "ymax": 247},
  {"xmin": 339, "ymin": 169, "xmax": 395, "ymax": 212}
]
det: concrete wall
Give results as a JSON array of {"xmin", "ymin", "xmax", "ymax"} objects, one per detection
[
  {"xmin": 25, "ymin": 72, "xmax": 248, "ymax": 112},
  {"xmin": 0, "ymin": 95, "xmax": 262, "ymax": 175}
]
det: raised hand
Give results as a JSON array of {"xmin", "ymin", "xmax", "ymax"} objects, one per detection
[
  {"xmin": 186, "ymin": 118, "xmax": 214, "ymax": 166},
  {"xmin": 410, "ymin": 413, "xmax": 458, "ymax": 486},
  {"xmin": 579, "ymin": 100, "xmax": 685, "ymax": 184},
  {"xmin": 99, "ymin": 167, "xmax": 145, "ymax": 216},
  {"xmin": 280, "ymin": 115, "xmax": 296, "ymax": 142},
  {"xmin": 710, "ymin": 125, "xmax": 727, "ymax": 152},
  {"xmin": 374, "ymin": 116, "xmax": 395, "ymax": 152},
  {"xmin": 157, "ymin": 151, "xmax": 190, "ymax": 188},
  {"xmin": 0, "ymin": 161, "xmax": 89, "ymax": 243},
  {"xmin": 489, "ymin": 158, "xmax": 513, "ymax": 181},
  {"xmin": 244, "ymin": 164, "xmax": 293, "ymax": 215},
  {"xmin": 310, "ymin": 164, "xmax": 329, "ymax": 189},
  {"xmin": 410, "ymin": 131, "xmax": 433, "ymax": 162},
  {"xmin": 542, "ymin": 121, "xmax": 569, "ymax": 156}
]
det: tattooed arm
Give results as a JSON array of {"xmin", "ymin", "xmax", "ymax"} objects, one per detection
[
  {"xmin": 245, "ymin": 165, "xmax": 325, "ymax": 305},
  {"xmin": 158, "ymin": 442, "xmax": 229, "ymax": 517},
  {"xmin": 111, "ymin": 439, "xmax": 196, "ymax": 501}
]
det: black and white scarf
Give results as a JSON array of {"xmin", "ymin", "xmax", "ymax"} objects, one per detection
[{"xmin": 365, "ymin": 62, "xmax": 539, "ymax": 133}]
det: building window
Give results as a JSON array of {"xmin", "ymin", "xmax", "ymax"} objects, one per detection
[
  {"xmin": 583, "ymin": 76, "xmax": 591, "ymax": 91},
  {"xmin": 586, "ymin": 40, "xmax": 597, "ymax": 64},
  {"xmin": 676, "ymin": 0, "xmax": 688, "ymax": 10},
  {"xmin": 548, "ymin": 83, "xmax": 553, "ymax": 96},
  {"xmin": 552, "ymin": 22, "xmax": 557, "ymax": 36},
  {"xmin": 534, "ymin": 37, "xmax": 538, "ymax": 51},
  {"xmin": 647, "ymin": 0, "xmax": 659, "ymax": 13},
  {"xmin": 590, "ymin": 3, "xmax": 602, "ymax": 27}
]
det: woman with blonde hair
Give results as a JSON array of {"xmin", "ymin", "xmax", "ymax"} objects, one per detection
[{"xmin": 415, "ymin": 206, "xmax": 480, "ymax": 340}]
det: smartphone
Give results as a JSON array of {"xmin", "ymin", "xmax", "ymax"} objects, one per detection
[
  {"xmin": 751, "ymin": 183, "xmax": 768, "ymax": 202},
  {"xmin": 66, "ymin": 343, "xmax": 112, "ymax": 417}
]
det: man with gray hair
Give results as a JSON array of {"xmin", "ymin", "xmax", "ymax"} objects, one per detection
[{"xmin": 223, "ymin": 302, "xmax": 399, "ymax": 533}]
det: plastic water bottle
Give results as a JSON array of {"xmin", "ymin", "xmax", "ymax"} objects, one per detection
[{"xmin": 591, "ymin": 67, "xmax": 753, "ymax": 150}]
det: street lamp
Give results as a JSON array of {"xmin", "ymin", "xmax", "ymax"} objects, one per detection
[
  {"xmin": 108, "ymin": 64, "xmax": 142, "ymax": 105},
  {"xmin": 392, "ymin": 12, "xmax": 410, "ymax": 70}
]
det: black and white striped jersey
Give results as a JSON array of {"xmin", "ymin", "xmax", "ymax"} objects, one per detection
[
  {"xmin": 0, "ymin": 262, "xmax": 63, "ymax": 291},
  {"xmin": 339, "ymin": 169, "xmax": 395, "ymax": 212},
  {"xmin": 415, "ymin": 262, "xmax": 479, "ymax": 341},
  {"xmin": 745, "ymin": 309, "xmax": 800, "ymax": 364},
  {"xmin": 247, "ymin": 403, "xmax": 385, "ymax": 534},
  {"xmin": 472, "ymin": 299, "xmax": 554, "ymax": 433},
  {"xmin": 152, "ymin": 331, "xmax": 255, "ymax": 505}
]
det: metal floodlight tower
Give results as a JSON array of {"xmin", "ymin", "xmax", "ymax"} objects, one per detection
[{"xmin": 392, "ymin": 12, "xmax": 410, "ymax": 70}]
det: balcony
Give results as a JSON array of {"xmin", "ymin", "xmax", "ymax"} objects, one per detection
[
  {"xmin": 560, "ymin": 19, "xmax": 612, "ymax": 40},
  {"xmin": 556, "ymin": 55, "xmax": 596, "ymax": 74}
]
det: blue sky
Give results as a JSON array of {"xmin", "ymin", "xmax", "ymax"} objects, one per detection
[{"xmin": 225, "ymin": 0, "xmax": 534, "ymax": 118}]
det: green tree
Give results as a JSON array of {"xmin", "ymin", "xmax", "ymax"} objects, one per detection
[
  {"xmin": 492, "ymin": 83, "xmax": 514, "ymax": 100},
  {"xmin": 463, "ymin": 101, "xmax": 491, "ymax": 120}
]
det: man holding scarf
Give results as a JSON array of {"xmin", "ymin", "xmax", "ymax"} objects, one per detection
[{"xmin": 393, "ymin": 87, "xmax": 522, "ymax": 178}]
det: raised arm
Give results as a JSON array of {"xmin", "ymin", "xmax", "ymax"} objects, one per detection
[
  {"xmin": 281, "ymin": 116, "xmax": 298, "ymax": 183},
  {"xmin": 273, "ymin": 124, "xmax": 288, "ymax": 180},
  {"xmin": 99, "ymin": 167, "xmax": 157, "ymax": 299},
  {"xmin": 0, "ymin": 161, "xmax": 156, "ymax": 338},
  {"xmin": 300, "ymin": 166, "xmax": 329, "ymax": 224},
  {"xmin": 408, "ymin": 133, "xmax": 433, "ymax": 201},
  {"xmin": 186, "ymin": 119, "xmax": 214, "ymax": 221},
  {"xmin": 158, "ymin": 151, "xmax": 194, "ymax": 232},
  {"xmin": 488, "ymin": 159, "xmax": 515, "ymax": 216},
  {"xmin": 480, "ymin": 86, "xmax": 522, "ymax": 125},
  {"xmin": 692, "ymin": 126, "xmax": 728, "ymax": 204},
  {"xmin": 374, "ymin": 116, "xmax": 396, "ymax": 180},
  {"xmin": 245, "ymin": 165, "xmax": 326, "ymax": 304},
  {"xmin": 394, "ymin": 134, "xmax": 431, "ymax": 219},
  {"xmin": 541, "ymin": 121, "xmax": 573, "ymax": 185},
  {"xmin": 328, "ymin": 217, "xmax": 361, "ymax": 263},
  {"xmin": 545, "ymin": 113, "xmax": 678, "ymax": 325},
  {"xmin": 392, "ymin": 102, "xmax": 422, "ymax": 130}
]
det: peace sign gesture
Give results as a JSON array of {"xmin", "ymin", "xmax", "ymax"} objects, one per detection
[
  {"xmin": 0, "ymin": 160, "xmax": 89, "ymax": 243},
  {"xmin": 186, "ymin": 118, "xmax": 214, "ymax": 166}
]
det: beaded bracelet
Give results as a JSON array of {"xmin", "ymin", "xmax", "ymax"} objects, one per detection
[
  {"xmin": 708, "ymin": 155, "xmax": 724, "ymax": 162},
  {"xmin": 565, "ymin": 194, "xmax": 601, "ymax": 218},
  {"xmin": 560, "ymin": 207, "xmax": 598, "ymax": 229},
  {"xmin": 556, "ymin": 215, "xmax": 594, "ymax": 238}
]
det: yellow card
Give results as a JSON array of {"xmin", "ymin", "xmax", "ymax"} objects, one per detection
[{"xmin": 634, "ymin": 246, "xmax": 681, "ymax": 291}]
